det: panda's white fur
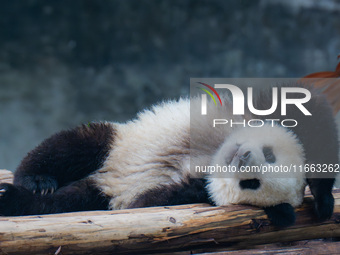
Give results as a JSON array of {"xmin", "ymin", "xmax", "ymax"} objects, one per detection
[
  {"xmin": 208, "ymin": 124, "xmax": 306, "ymax": 207},
  {"xmin": 2, "ymin": 83, "xmax": 337, "ymax": 227},
  {"xmin": 92, "ymin": 99, "xmax": 192, "ymax": 209},
  {"xmin": 91, "ymin": 97, "xmax": 306, "ymax": 210}
]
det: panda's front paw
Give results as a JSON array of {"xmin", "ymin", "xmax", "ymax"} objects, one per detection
[
  {"xmin": 263, "ymin": 203, "xmax": 296, "ymax": 228},
  {"xmin": 14, "ymin": 175, "xmax": 58, "ymax": 195},
  {"xmin": 0, "ymin": 183, "xmax": 17, "ymax": 199},
  {"xmin": 0, "ymin": 183, "xmax": 24, "ymax": 216},
  {"xmin": 314, "ymin": 193, "xmax": 334, "ymax": 221}
]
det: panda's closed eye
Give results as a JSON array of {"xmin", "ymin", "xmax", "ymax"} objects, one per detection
[{"xmin": 263, "ymin": 147, "xmax": 276, "ymax": 163}]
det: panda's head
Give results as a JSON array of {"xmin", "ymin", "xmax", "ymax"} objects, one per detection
[{"xmin": 207, "ymin": 123, "xmax": 306, "ymax": 208}]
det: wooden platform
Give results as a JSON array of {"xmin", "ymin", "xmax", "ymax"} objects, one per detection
[{"xmin": 0, "ymin": 170, "xmax": 339, "ymax": 255}]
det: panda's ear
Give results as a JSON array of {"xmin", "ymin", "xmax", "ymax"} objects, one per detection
[{"xmin": 263, "ymin": 203, "xmax": 296, "ymax": 228}]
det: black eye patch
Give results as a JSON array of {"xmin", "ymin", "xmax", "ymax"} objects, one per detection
[{"xmin": 263, "ymin": 147, "xmax": 276, "ymax": 163}]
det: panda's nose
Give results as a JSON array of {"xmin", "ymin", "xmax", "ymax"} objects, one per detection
[{"xmin": 238, "ymin": 151, "xmax": 251, "ymax": 168}]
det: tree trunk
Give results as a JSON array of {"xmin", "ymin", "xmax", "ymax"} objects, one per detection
[
  {"xmin": 0, "ymin": 170, "xmax": 339, "ymax": 255},
  {"xmin": 0, "ymin": 169, "xmax": 14, "ymax": 184}
]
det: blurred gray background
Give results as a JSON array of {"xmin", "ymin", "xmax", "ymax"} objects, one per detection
[{"xmin": 1, "ymin": 0, "xmax": 340, "ymax": 173}]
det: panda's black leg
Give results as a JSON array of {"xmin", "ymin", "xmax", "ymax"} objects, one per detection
[
  {"xmin": 263, "ymin": 203, "xmax": 296, "ymax": 228},
  {"xmin": 307, "ymin": 178, "xmax": 335, "ymax": 220},
  {"xmin": 0, "ymin": 180, "xmax": 109, "ymax": 216},
  {"xmin": 14, "ymin": 123, "xmax": 115, "ymax": 195},
  {"xmin": 128, "ymin": 178, "xmax": 212, "ymax": 208},
  {"xmin": 0, "ymin": 183, "xmax": 35, "ymax": 216}
]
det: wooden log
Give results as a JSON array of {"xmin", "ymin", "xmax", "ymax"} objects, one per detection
[
  {"xmin": 201, "ymin": 240, "xmax": 340, "ymax": 255},
  {"xmin": 0, "ymin": 170, "xmax": 13, "ymax": 184},
  {"xmin": 0, "ymin": 169, "xmax": 339, "ymax": 255}
]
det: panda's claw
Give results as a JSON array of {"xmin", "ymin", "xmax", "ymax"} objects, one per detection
[
  {"xmin": 40, "ymin": 189, "xmax": 50, "ymax": 196},
  {"xmin": 14, "ymin": 174, "xmax": 58, "ymax": 195},
  {"xmin": 0, "ymin": 188, "xmax": 6, "ymax": 197}
]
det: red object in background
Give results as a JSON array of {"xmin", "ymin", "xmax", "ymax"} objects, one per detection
[{"xmin": 302, "ymin": 55, "xmax": 340, "ymax": 114}]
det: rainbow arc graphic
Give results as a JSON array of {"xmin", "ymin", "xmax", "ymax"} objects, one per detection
[{"xmin": 197, "ymin": 82, "xmax": 222, "ymax": 106}]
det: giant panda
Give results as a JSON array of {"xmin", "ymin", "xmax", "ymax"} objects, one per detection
[{"xmin": 0, "ymin": 82, "xmax": 338, "ymax": 228}]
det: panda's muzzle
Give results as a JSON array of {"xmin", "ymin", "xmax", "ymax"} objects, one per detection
[{"xmin": 234, "ymin": 150, "xmax": 261, "ymax": 190}]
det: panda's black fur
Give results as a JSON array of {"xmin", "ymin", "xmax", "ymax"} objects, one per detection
[
  {"xmin": 253, "ymin": 83, "xmax": 338, "ymax": 220},
  {"xmin": 0, "ymin": 82, "xmax": 338, "ymax": 228}
]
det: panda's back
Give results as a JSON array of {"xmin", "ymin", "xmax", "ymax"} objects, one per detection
[{"xmin": 91, "ymin": 98, "xmax": 192, "ymax": 209}]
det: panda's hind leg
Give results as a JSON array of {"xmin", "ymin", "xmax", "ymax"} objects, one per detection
[
  {"xmin": 0, "ymin": 179, "xmax": 109, "ymax": 216},
  {"xmin": 14, "ymin": 123, "xmax": 115, "ymax": 195}
]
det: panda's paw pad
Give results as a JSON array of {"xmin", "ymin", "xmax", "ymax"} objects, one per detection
[{"xmin": 17, "ymin": 175, "xmax": 58, "ymax": 195}]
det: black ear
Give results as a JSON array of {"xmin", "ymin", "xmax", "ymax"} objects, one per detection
[{"xmin": 263, "ymin": 203, "xmax": 296, "ymax": 228}]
